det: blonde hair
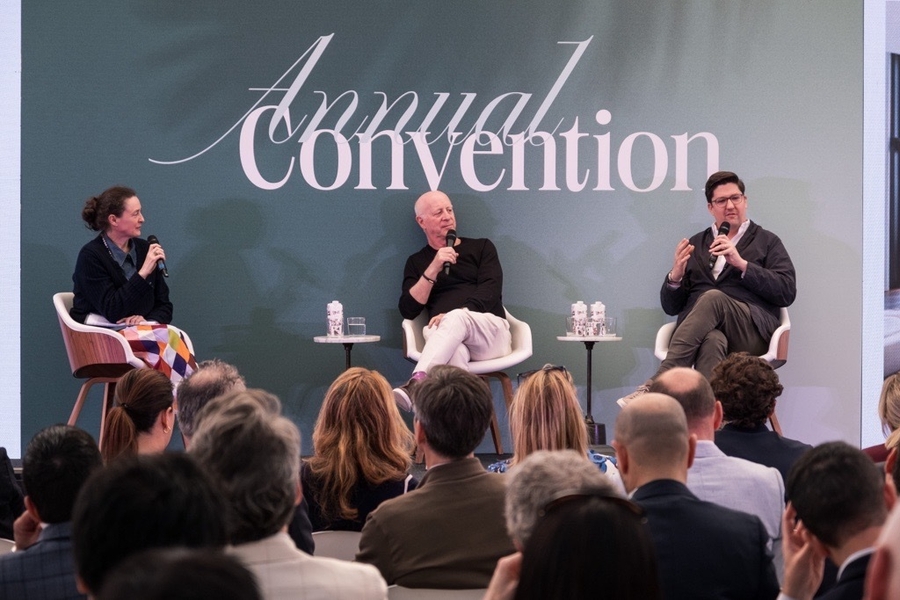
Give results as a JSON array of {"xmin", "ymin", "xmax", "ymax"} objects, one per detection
[
  {"xmin": 306, "ymin": 368, "xmax": 415, "ymax": 521},
  {"xmin": 509, "ymin": 366, "xmax": 589, "ymax": 466},
  {"xmin": 881, "ymin": 373, "xmax": 900, "ymax": 449}
]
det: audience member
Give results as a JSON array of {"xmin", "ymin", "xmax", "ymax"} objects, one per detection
[
  {"xmin": 863, "ymin": 373, "xmax": 900, "ymax": 462},
  {"xmin": 487, "ymin": 365, "xmax": 622, "ymax": 491},
  {"xmin": 190, "ymin": 389, "xmax": 387, "ymax": 600},
  {"xmin": 504, "ymin": 450, "xmax": 617, "ymax": 549},
  {"xmin": 613, "ymin": 393, "xmax": 779, "ymax": 599},
  {"xmin": 0, "ymin": 446, "xmax": 24, "ymax": 540},
  {"xmin": 711, "ymin": 352, "xmax": 812, "ymax": 485},
  {"xmin": 71, "ymin": 453, "xmax": 228, "ymax": 596},
  {"xmin": 864, "ymin": 503, "xmax": 900, "ymax": 600},
  {"xmin": 189, "ymin": 386, "xmax": 315, "ymax": 555},
  {"xmin": 175, "ymin": 358, "xmax": 246, "ymax": 448},
  {"xmin": 650, "ymin": 367, "xmax": 784, "ymax": 570},
  {"xmin": 0, "ymin": 425, "xmax": 102, "ymax": 600},
  {"xmin": 100, "ymin": 368, "xmax": 175, "ymax": 462},
  {"xmin": 97, "ymin": 548, "xmax": 261, "ymax": 600},
  {"xmin": 780, "ymin": 442, "xmax": 894, "ymax": 600},
  {"xmin": 357, "ymin": 365, "xmax": 515, "ymax": 589},
  {"xmin": 303, "ymin": 367, "xmax": 417, "ymax": 532},
  {"xmin": 486, "ymin": 490, "xmax": 661, "ymax": 600}
]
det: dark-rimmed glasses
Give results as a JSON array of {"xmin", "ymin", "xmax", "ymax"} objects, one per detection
[
  {"xmin": 539, "ymin": 487, "xmax": 646, "ymax": 523},
  {"xmin": 710, "ymin": 193, "xmax": 745, "ymax": 207},
  {"xmin": 517, "ymin": 365, "xmax": 567, "ymax": 386}
]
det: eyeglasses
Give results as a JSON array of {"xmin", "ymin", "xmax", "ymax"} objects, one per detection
[
  {"xmin": 517, "ymin": 365, "xmax": 567, "ymax": 386},
  {"xmin": 710, "ymin": 193, "xmax": 745, "ymax": 207},
  {"xmin": 539, "ymin": 487, "xmax": 646, "ymax": 523}
]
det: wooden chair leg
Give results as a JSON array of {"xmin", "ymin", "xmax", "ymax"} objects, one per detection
[
  {"xmin": 769, "ymin": 412, "xmax": 783, "ymax": 436},
  {"xmin": 98, "ymin": 381, "xmax": 118, "ymax": 449},
  {"xmin": 489, "ymin": 412, "xmax": 503, "ymax": 455}
]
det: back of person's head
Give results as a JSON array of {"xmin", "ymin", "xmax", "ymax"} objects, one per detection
[
  {"xmin": 704, "ymin": 170, "xmax": 745, "ymax": 203},
  {"xmin": 175, "ymin": 359, "xmax": 246, "ymax": 443},
  {"xmin": 866, "ymin": 504, "xmax": 900, "ymax": 600},
  {"xmin": 71, "ymin": 453, "xmax": 227, "ymax": 595},
  {"xmin": 189, "ymin": 390, "xmax": 301, "ymax": 544},
  {"xmin": 22, "ymin": 424, "xmax": 102, "ymax": 524},
  {"xmin": 101, "ymin": 369, "xmax": 173, "ymax": 462},
  {"xmin": 81, "ymin": 185, "xmax": 138, "ymax": 231},
  {"xmin": 880, "ymin": 373, "xmax": 900, "ymax": 449},
  {"xmin": 710, "ymin": 352, "xmax": 783, "ymax": 428},
  {"xmin": 614, "ymin": 393, "xmax": 691, "ymax": 473},
  {"xmin": 308, "ymin": 367, "xmax": 414, "ymax": 522},
  {"xmin": 505, "ymin": 450, "xmax": 613, "ymax": 548},
  {"xmin": 513, "ymin": 492, "xmax": 660, "ymax": 600},
  {"xmin": 510, "ymin": 366, "xmax": 588, "ymax": 465},
  {"xmin": 97, "ymin": 548, "xmax": 261, "ymax": 600},
  {"xmin": 649, "ymin": 367, "xmax": 715, "ymax": 425},
  {"xmin": 414, "ymin": 365, "xmax": 493, "ymax": 458},
  {"xmin": 787, "ymin": 441, "xmax": 888, "ymax": 549}
]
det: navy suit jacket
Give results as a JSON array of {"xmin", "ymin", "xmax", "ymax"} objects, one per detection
[
  {"xmin": 0, "ymin": 521, "xmax": 85, "ymax": 599},
  {"xmin": 714, "ymin": 424, "xmax": 812, "ymax": 487},
  {"xmin": 632, "ymin": 479, "xmax": 779, "ymax": 600},
  {"xmin": 818, "ymin": 553, "xmax": 871, "ymax": 600}
]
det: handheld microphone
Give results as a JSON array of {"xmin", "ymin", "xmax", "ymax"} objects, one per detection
[
  {"xmin": 708, "ymin": 222, "xmax": 731, "ymax": 269},
  {"xmin": 443, "ymin": 229, "xmax": 457, "ymax": 276},
  {"xmin": 146, "ymin": 235, "xmax": 169, "ymax": 277}
]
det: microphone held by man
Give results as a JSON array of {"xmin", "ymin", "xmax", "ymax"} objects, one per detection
[
  {"xmin": 708, "ymin": 221, "xmax": 731, "ymax": 269},
  {"xmin": 443, "ymin": 229, "xmax": 457, "ymax": 276},
  {"xmin": 147, "ymin": 235, "xmax": 169, "ymax": 277}
]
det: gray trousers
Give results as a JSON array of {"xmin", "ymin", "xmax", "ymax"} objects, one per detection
[{"xmin": 655, "ymin": 289, "xmax": 769, "ymax": 380}]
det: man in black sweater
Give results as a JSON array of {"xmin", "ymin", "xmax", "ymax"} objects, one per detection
[{"xmin": 394, "ymin": 190, "xmax": 510, "ymax": 409}]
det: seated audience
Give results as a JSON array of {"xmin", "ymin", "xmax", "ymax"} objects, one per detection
[
  {"xmin": 487, "ymin": 365, "xmax": 621, "ymax": 490},
  {"xmin": 486, "ymin": 488, "xmax": 661, "ymax": 600},
  {"xmin": 503, "ymin": 450, "xmax": 618, "ymax": 550},
  {"xmin": 189, "ymin": 389, "xmax": 387, "ymax": 600},
  {"xmin": 357, "ymin": 365, "xmax": 515, "ymax": 589},
  {"xmin": 175, "ymin": 358, "xmax": 246, "ymax": 449},
  {"xmin": 613, "ymin": 393, "xmax": 779, "ymax": 599},
  {"xmin": 780, "ymin": 442, "xmax": 894, "ymax": 600},
  {"xmin": 863, "ymin": 372, "xmax": 900, "ymax": 462},
  {"xmin": 650, "ymin": 367, "xmax": 784, "ymax": 574},
  {"xmin": 710, "ymin": 352, "xmax": 812, "ymax": 485},
  {"xmin": 302, "ymin": 367, "xmax": 417, "ymax": 532},
  {"xmin": 0, "ymin": 446, "xmax": 24, "ymax": 540},
  {"xmin": 100, "ymin": 368, "xmax": 175, "ymax": 462},
  {"xmin": 0, "ymin": 425, "xmax": 102, "ymax": 600},
  {"xmin": 864, "ymin": 503, "xmax": 900, "ymax": 600},
  {"xmin": 71, "ymin": 453, "xmax": 228, "ymax": 597},
  {"xmin": 97, "ymin": 548, "xmax": 261, "ymax": 600}
]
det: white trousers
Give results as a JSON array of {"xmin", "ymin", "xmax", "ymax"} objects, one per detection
[{"xmin": 414, "ymin": 309, "xmax": 512, "ymax": 373}]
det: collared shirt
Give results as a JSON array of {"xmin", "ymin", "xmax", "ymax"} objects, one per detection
[{"xmin": 102, "ymin": 232, "xmax": 138, "ymax": 279}]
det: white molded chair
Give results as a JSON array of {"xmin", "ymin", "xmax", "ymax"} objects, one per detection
[
  {"xmin": 53, "ymin": 292, "xmax": 194, "ymax": 444},
  {"xmin": 0, "ymin": 538, "xmax": 15, "ymax": 555},
  {"xmin": 387, "ymin": 586, "xmax": 487, "ymax": 599},
  {"xmin": 401, "ymin": 308, "xmax": 533, "ymax": 454},
  {"xmin": 311, "ymin": 530, "xmax": 362, "ymax": 562},
  {"xmin": 653, "ymin": 306, "xmax": 791, "ymax": 433}
]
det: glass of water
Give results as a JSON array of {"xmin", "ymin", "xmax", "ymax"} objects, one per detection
[{"xmin": 346, "ymin": 317, "xmax": 366, "ymax": 336}]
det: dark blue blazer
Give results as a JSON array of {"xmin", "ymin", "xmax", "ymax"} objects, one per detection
[
  {"xmin": 715, "ymin": 424, "xmax": 812, "ymax": 487},
  {"xmin": 633, "ymin": 479, "xmax": 779, "ymax": 600},
  {"xmin": 818, "ymin": 553, "xmax": 871, "ymax": 600}
]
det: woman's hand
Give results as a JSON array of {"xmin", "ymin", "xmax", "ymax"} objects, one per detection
[
  {"xmin": 117, "ymin": 315, "xmax": 146, "ymax": 326},
  {"xmin": 138, "ymin": 243, "xmax": 166, "ymax": 279}
]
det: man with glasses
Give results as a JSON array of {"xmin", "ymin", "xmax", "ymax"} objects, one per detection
[{"xmin": 620, "ymin": 170, "xmax": 796, "ymax": 406}]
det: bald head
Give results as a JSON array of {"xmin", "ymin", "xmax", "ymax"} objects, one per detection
[
  {"xmin": 650, "ymin": 367, "xmax": 716, "ymax": 425},
  {"xmin": 614, "ymin": 393, "xmax": 692, "ymax": 487},
  {"xmin": 414, "ymin": 190, "xmax": 451, "ymax": 217}
]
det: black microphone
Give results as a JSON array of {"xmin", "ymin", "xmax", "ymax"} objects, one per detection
[
  {"xmin": 146, "ymin": 235, "xmax": 169, "ymax": 277},
  {"xmin": 708, "ymin": 222, "xmax": 731, "ymax": 269},
  {"xmin": 443, "ymin": 229, "xmax": 457, "ymax": 276}
]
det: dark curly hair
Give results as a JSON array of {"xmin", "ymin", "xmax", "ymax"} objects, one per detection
[{"xmin": 709, "ymin": 352, "xmax": 782, "ymax": 428}]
